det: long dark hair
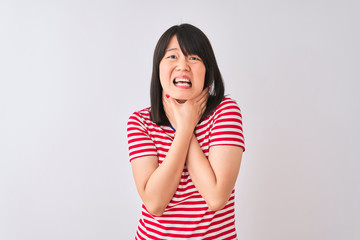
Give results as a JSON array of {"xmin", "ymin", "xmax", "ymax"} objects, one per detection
[{"xmin": 150, "ymin": 23, "xmax": 225, "ymax": 125}]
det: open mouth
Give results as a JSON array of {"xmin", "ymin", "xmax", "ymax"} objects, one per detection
[{"xmin": 173, "ymin": 78, "xmax": 192, "ymax": 88}]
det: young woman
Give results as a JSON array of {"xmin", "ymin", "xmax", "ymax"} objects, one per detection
[{"xmin": 127, "ymin": 23, "xmax": 245, "ymax": 240}]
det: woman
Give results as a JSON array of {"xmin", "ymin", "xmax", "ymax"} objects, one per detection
[{"xmin": 127, "ymin": 23, "xmax": 245, "ymax": 240}]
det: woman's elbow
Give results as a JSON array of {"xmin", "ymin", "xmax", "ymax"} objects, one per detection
[
  {"xmin": 145, "ymin": 203, "xmax": 166, "ymax": 217},
  {"xmin": 148, "ymin": 208, "xmax": 165, "ymax": 217},
  {"xmin": 207, "ymin": 198, "xmax": 228, "ymax": 212}
]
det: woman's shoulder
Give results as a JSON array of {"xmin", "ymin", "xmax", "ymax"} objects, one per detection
[
  {"xmin": 128, "ymin": 107, "xmax": 152, "ymax": 125},
  {"xmin": 203, "ymin": 96, "xmax": 242, "ymax": 123},
  {"xmin": 214, "ymin": 96, "xmax": 241, "ymax": 113}
]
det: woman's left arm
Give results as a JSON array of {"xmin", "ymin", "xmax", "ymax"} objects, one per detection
[{"xmin": 186, "ymin": 137, "xmax": 243, "ymax": 211}]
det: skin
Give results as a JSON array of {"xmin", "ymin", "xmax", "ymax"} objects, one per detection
[{"xmin": 131, "ymin": 36, "xmax": 243, "ymax": 216}]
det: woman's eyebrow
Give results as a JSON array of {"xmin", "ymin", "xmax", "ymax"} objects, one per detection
[{"xmin": 165, "ymin": 47, "xmax": 179, "ymax": 52}]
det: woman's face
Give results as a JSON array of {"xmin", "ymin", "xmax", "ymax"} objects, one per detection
[{"xmin": 159, "ymin": 35, "xmax": 206, "ymax": 102}]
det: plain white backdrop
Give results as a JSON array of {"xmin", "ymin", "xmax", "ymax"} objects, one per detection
[{"xmin": 1, "ymin": 0, "xmax": 359, "ymax": 239}]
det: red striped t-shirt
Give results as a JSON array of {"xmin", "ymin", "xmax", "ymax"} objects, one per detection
[{"xmin": 127, "ymin": 97, "xmax": 245, "ymax": 240}]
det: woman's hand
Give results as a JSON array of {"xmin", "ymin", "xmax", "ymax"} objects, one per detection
[{"xmin": 163, "ymin": 88, "xmax": 208, "ymax": 133}]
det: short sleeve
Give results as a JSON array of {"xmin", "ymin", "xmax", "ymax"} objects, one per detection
[
  {"xmin": 127, "ymin": 112, "xmax": 158, "ymax": 162},
  {"xmin": 209, "ymin": 99, "xmax": 245, "ymax": 151}
]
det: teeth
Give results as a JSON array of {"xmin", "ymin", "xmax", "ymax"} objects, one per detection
[
  {"xmin": 174, "ymin": 78, "xmax": 191, "ymax": 83},
  {"xmin": 176, "ymin": 82, "xmax": 191, "ymax": 87}
]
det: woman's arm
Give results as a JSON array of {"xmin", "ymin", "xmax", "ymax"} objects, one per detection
[
  {"xmin": 130, "ymin": 91, "xmax": 207, "ymax": 217},
  {"xmin": 131, "ymin": 128, "xmax": 194, "ymax": 217},
  {"xmin": 186, "ymin": 137, "xmax": 243, "ymax": 211}
]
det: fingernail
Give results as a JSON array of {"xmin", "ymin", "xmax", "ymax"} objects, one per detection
[
  {"xmin": 166, "ymin": 94, "xmax": 169, "ymax": 98},
  {"xmin": 207, "ymin": 87, "xmax": 210, "ymax": 91}
]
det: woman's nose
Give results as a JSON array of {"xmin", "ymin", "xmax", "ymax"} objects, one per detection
[{"xmin": 176, "ymin": 57, "xmax": 190, "ymax": 71}]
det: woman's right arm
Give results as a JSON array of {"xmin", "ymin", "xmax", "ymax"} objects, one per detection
[{"xmin": 131, "ymin": 127, "xmax": 193, "ymax": 217}]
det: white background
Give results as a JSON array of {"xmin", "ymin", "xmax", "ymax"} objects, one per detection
[{"xmin": 1, "ymin": 0, "xmax": 359, "ymax": 239}]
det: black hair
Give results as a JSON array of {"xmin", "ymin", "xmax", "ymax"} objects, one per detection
[{"xmin": 150, "ymin": 23, "xmax": 225, "ymax": 125}]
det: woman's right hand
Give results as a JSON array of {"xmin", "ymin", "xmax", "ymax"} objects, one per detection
[{"xmin": 163, "ymin": 88, "xmax": 208, "ymax": 133}]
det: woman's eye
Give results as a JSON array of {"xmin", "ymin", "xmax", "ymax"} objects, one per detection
[
  {"xmin": 167, "ymin": 55, "xmax": 176, "ymax": 59},
  {"xmin": 189, "ymin": 56, "xmax": 201, "ymax": 61}
]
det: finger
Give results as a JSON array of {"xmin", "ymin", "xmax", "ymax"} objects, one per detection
[
  {"xmin": 197, "ymin": 88, "xmax": 210, "ymax": 103},
  {"xmin": 162, "ymin": 91, "xmax": 169, "ymax": 102},
  {"xmin": 162, "ymin": 92, "xmax": 174, "ymax": 106},
  {"xmin": 162, "ymin": 93, "xmax": 172, "ymax": 113},
  {"xmin": 200, "ymin": 100, "xmax": 207, "ymax": 113},
  {"xmin": 163, "ymin": 92, "xmax": 178, "ymax": 105},
  {"xmin": 200, "ymin": 96, "xmax": 207, "ymax": 107},
  {"xmin": 200, "ymin": 93, "xmax": 208, "ymax": 115},
  {"xmin": 191, "ymin": 88, "xmax": 205, "ymax": 102},
  {"xmin": 162, "ymin": 92, "xmax": 176, "ymax": 116},
  {"xmin": 198, "ymin": 91, "xmax": 209, "ymax": 107},
  {"xmin": 186, "ymin": 87, "xmax": 207, "ymax": 106},
  {"xmin": 162, "ymin": 94, "xmax": 168, "ymax": 108}
]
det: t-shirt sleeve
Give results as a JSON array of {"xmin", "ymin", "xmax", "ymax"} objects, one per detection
[
  {"xmin": 209, "ymin": 99, "xmax": 245, "ymax": 151},
  {"xmin": 127, "ymin": 112, "xmax": 158, "ymax": 162}
]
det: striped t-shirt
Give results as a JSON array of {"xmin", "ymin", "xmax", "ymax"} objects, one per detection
[{"xmin": 127, "ymin": 97, "xmax": 245, "ymax": 240}]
